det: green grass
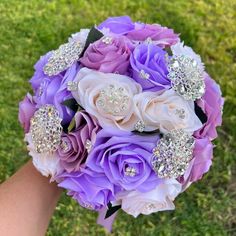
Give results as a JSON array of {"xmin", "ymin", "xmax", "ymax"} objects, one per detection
[{"xmin": 0, "ymin": 0, "xmax": 236, "ymax": 235}]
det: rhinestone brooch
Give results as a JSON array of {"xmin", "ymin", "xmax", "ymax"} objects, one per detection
[
  {"xmin": 96, "ymin": 85, "xmax": 130, "ymax": 115},
  {"xmin": 43, "ymin": 40, "xmax": 83, "ymax": 76},
  {"xmin": 125, "ymin": 166, "xmax": 137, "ymax": 177},
  {"xmin": 30, "ymin": 105, "xmax": 62, "ymax": 154},
  {"xmin": 167, "ymin": 55, "xmax": 205, "ymax": 101},
  {"xmin": 152, "ymin": 129, "xmax": 195, "ymax": 178},
  {"xmin": 134, "ymin": 120, "xmax": 145, "ymax": 132}
]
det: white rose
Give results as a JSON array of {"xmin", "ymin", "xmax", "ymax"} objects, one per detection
[
  {"xmin": 71, "ymin": 68, "xmax": 142, "ymax": 131},
  {"xmin": 24, "ymin": 133, "xmax": 63, "ymax": 180},
  {"xmin": 68, "ymin": 28, "xmax": 90, "ymax": 45},
  {"xmin": 171, "ymin": 41, "xmax": 204, "ymax": 71},
  {"xmin": 117, "ymin": 179, "xmax": 181, "ymax": 218},
  {"xmin": 134, "ymin": 89, "xmax": 202, "ymax": 134}
]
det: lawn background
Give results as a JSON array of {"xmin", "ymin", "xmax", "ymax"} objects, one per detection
[{"xmin": 0, "ymin": 0, "xmax": 236, "ymax": 235}]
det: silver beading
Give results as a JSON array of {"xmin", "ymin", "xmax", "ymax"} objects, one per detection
[
  {"xmin": 30, "ymin": 105, "xmax": 62, "ymax": 153},
  {"xmin": 152, "ymin": 129, "xmax": 195, "ymax": 178}
]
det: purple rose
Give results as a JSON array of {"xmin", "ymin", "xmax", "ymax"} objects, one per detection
[
  {"xmin": 97, "ymin": 16, "xmax": 135, "ymax": 35},
  {"xmin": 180, "ymin": 137, "xmax": 213, "ymax": 190},
  {"xmin": 194, "ymin": 74, "xmax": 224, "ymax": 140},
  {"xmin": 127, "ymin": 24, "xmax": 179, "ymax": 48},
  {"xmin": 86, "ymin": 129, "xmax": 161, "ymax": 192},
  {"xmin": 58, "ymin": 168, "xmax": 118, "ymax": 210},
  {"xmin": 80, "ymin": 36, "xmax": 132, "ymax": 74},
  {"xmin": 130, "ymin": 43, "xmax": 170, "ymax": 91},
  {"xmin": 18, "ymin": 93, "xmax": 37, "ymax": 133},
  {"xmin": 30, "ymin": 53, "xmax": 80, "ymax": 124},
  {"xmin": 58, "ymin": 111, "xmax": 100, "ymax": 172}
]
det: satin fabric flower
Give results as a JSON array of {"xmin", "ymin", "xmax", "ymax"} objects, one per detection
[
  {"xmin": 80, "ymin": 35, "xmax": 132, "ymax": 74},
  {"xmin": 134, "ymin": 89, "xmax": 203, "ymax": 134},
  {"xmin": 18, "ymin": 93, "xmax": 37, "ymax": 133},
  {"xmin": 180, "ymin": 137, "xmax": 214, "ymax": 191},
  {"xmin": 24, "ymin": 133, "xmax": 63, "ymax": 179},
  {"xmin": 130, "ymin": 43, "xmax": 170, "ymax": 91},
  {"xmin": 71, "ymin": 68, "xmax": 142, "ymax": 131},
  {"xmin": 58, "ymin": 168, "xmax": 119, "ymax": 210},
  {"xmin": 117, "ymin": 179, "xmax": 181, "ymax": 217},
  {"xmin": 85, "ymin": 129, "xmax": 161, "ymax": 192},
  {"xmin": 97, "ymin": 15, "xmax": 135, "ymax": 35},
  {"xmin": 127, "ymin": 24, "xmax": 179, "ymax": 48},
  {"xmin": 194, "ymin": 74, "xmax": 224, "ymax": 140},
  {"xmin": 58, "ymin": 111, "xmax": 100, "ymax": 173},
  {"xmin": 30, "ymin": 53, "xmax": 80, "ymax": 124}
]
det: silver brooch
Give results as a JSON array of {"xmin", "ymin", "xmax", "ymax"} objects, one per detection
[
  {"xmin": 167, "ymin": 55, "xmax": 205, "ymax": 101},
  {"xmin": 152, "ymin": 129, "xmax": 195, "ymax": 178},
  {"xmin": 30, "ymin": 105, "xmax": 62, "ymax": 153},
  {"xmin": 96, "ymin": 85, "xmax": 129, "ymax": 116},
  {"xmin": 43, "ymin": 40, "xmax": 83, "ymax": 76}
]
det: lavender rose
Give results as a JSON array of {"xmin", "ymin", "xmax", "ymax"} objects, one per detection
[
  {"xmin": 180, "ymin": 137, "xmax": 213, "ymax": 191},
  {"xmin": 80, "ymin": 36, "xmax": 132, "ymax": 74},
  {"xmin": 86, "ymin": 129, "xmax": 162, "ymax": 192},
  {"xmin": 18, "ymin": 93, "xmax": 37, "ymax": 133},
  {"xmin": 58, "ymin": 168, "xmax": 118, "ymax": 210},
  {"xmin": 30, "ymin": 52, "xmax": 80, "ymax": 124},
  {"xmin": 130, "ymin": 43, "xmax": 170, "ymax": 91},
  {"xmin": 194, "ymin": 74, "xmax": 224, "ymax": 140},
  {"xmin": 127, "ymin": 24, "xmax": 179, "ymax": 48},
  {"xmin": 97, "ymin": 15, "xmax": 135, "ymax": 35},
  {"xmin": 58, "ymin": 111, "xmax": 100, "ymax": 173}
]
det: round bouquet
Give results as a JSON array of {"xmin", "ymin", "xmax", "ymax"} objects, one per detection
[{"xmin": 19, "ymin": 16, "xmax": 223, "ymax": 229}]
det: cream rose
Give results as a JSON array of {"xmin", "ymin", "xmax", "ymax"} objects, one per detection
[
  {"xmin": 25, "ymin": 133, "xmax": 63, "ymax": 180},
  {"xmin": 71, "ymin": 68, "xmax": 142, "ymax": 131},
  {"xmin": 134, "ymin": 89, "xmax": 202, "ymax": 134},
  {"xmin": 117, "ymin": 179, "xmax": 181, "ymax": 217}
]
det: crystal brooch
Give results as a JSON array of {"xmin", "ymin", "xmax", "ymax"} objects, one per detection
[
  {"xmin": 167, "ymin": 55, "xmax": 205, "ymax": 101},
  {"xmin": 151, "ymin": 129, "xmax": 195, "ymax": 178},
  {"xmin": 43, "ymin": 40, "xmax": 83, "ymax": 76},
  {"xmin": 30, "ymin": 105, "xmax": 62, "ymax": 153}
]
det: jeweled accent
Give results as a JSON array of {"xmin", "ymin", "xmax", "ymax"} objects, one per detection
[
  {"xmin": 82, "ymin": 202, "xmax": 94, "ymax": 209},
  {"xmin": 152, "ymin": 129, "xmax": 195, "ymax": 178},
  {"xmin": 30, "ymin": 105, "xmax": 62, "ymax": 153},
  {"xmin": 167, "ymin": 55, "xmax": 205, "ymax": 101},
  {"xmin": 144, "ymin": 37, "xmax": 153, "ymax": 44},
  {"xmin": 175, "ymin": 108, "xmax": 186, "ymax": 119},
  {"xmin": 102, "ymin": 36, "xmax": 113, "ymax": 44},
  {"xmin": 67, "ymin": 81, "xmax": 78, "ymax": 91},
  {"xmin": 61, "ymin": 140, "xmax": 69, "ymax": 152},
  {"xmin": 85, "ymin": 139, "xmax": 92, "ymax": 153},
  {"xmin": 125, "ymin": 166, "xmax": 137, "ymax": 177},
  {"xmin": 134, "ymin": 120, "xmax": 145, "ymax": 132},
  {"xmin": 43, "ymin": 40, "xmax": 83, "ymax": 76},
  {"xmin": 139, "ymin": 69, "xmax": 150, "ymax": 80},
  {"xmin": 96, "ymin": 84, "xmax": 130, "ymax": 115}
]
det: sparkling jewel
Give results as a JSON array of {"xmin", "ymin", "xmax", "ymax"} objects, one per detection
[
  {"xmin": 139, "ymin": 69, "xmax": 150, "ymax": 80},
  {"xmin": 167, "ymin": 55, "xmax": 205, "ymax": 101},
  {"xmin": 102, "ymin": 36, "xmax": 113, "ymax": 44},
  {"xmin": 61, "ymin": 140, "xmax": 69, "ymax": 152},
  {"xmin": 125, "ymin": 166, "xmax": 137, "ymax": 177},
  {"xmin": 134, "ymin": 120, "xmax": 145, "ymax": 132},
  {"xmin": 151, "ymin": 129, "xmax": 195, "ymax": 178},
  {"xmin": 67, "ymin": 81, "xmax": 78, "ymax": 91},
  {"xmin": 30, "ymin": 105, "xmax": 62, "ymax": 154},
  {"xmin": 144, "ymin": 37, "xmax": 153, "ymax": 44},
  {"xmin": 43, "ymin": 40, "xmax": 83, "ymax": 76},
  {"xmin": 85, "ymin": 139, "xmax": 92, "ymax": 153},
  {"xmin": 96, "ymin": 84, "xmax": 130, "ymax": 115},
  {"xmin": 175, "ymin": 108, "xmax": 186, "ymax": 119},
  {"xmin": 82, "ymin": 202, "xmax": 94, "ymax": 209}
]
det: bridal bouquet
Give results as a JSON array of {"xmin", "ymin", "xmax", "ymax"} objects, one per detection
[{"xmin": 19, "ymin": 16, "xmax": 223, "ymax": 228}]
